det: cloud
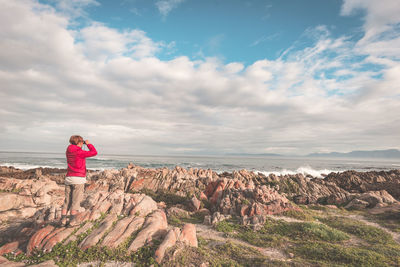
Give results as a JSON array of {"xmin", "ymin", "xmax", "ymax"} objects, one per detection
[
  {"xmin": 341, "ymin": 0, "xmax": 400, "ymax": 59},
  {"xmin": 155, "ymin": 0, "xmax": 185, "ymax": 17},
  {"xmin": 0, "ymin": 0, "xmax": 399, "ymax": 155},
  {"xmin": 78, "ymin": 23, "xmax": 163, "ymax": 60},
  {"xmin": 45, "ymin": 0, "xmax": 100, "ymax": 18}
]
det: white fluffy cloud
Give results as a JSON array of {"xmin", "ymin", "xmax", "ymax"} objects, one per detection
[
  {"xmin": 155, "ymin": 0, "xmax": 185, "ymax": 17},
  {"xmin": 0, "ymin": 0, "xmax": 399, "ymax": 155}
]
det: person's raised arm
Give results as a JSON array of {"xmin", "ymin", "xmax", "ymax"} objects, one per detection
[{"xmin": 78, "ymin": 140, "xmax": 97, "ymax": 158}]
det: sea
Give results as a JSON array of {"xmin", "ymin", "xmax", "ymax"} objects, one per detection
[{"xmin": 1, "ymin": 151, "xmax": 399, "ymax": 178}]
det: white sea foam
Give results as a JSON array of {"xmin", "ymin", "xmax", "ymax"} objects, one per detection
[
  {"xmin": 259, "ymin": 166, "xmax": 341, "ymax": 178},
  {"xmin": 1, "ymin": 163, "xmax": 56, "ymax": 170}
]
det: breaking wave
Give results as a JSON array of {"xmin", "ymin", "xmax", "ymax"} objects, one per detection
[
  {"xmin": 1, "ymin": 163, "xmax": 56, "ymax": 170},
  {"xmin": 259, "ymin": 166, "xmax": 341, "ymax": 178}
]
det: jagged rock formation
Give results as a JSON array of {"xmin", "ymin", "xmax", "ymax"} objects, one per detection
[
  {"xmin": 1, "ymin": 165, "xmax": 400, "ymax": 265},
  {"xmin": 0, "ymin": 187, "xmax": 197, "ymax": 265}
]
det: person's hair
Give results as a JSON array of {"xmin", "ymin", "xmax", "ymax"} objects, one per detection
[{"xmin": 69, "ymin": 135, "xmax": 84, "ymax": 145}]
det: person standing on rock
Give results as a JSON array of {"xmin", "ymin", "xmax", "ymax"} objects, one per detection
[{"xmin": 61, "ymin": 135, "xmax": 97, "ymax": 226}]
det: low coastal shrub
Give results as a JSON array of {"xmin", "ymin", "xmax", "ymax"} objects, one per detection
[
  {"xmin": 320, "ymin": 216, "xmax": 393, "ymax": 244},
  {"xmin": 166, "ymin": 239, "xmax": 269, "ymax": 267},
  {"xmin": 280, "ymin": 209, "xmax": 315, "ymax": 221},
  {"xmin": 215, "ymin": 220, "xmax": 239, "ymax": 233},
  {"xmin": 293, "ymin": 242, "xmax": 395, "ymax": 267},
  {"xmin": 214, "ymin": 218, "xmax": 349, "ymax": 248},
  {"xmin": 262, "ymin": 219, "xmax": 349, "ymax": 242},
  {"xmin": 365, "ymin": 211, "xmax": 400, "ymax": 233}
]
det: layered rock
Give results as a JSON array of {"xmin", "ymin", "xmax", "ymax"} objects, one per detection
[
  {"xmin": 324, "ymin": 170, "xmax": 400, "ymax": 198},
  {"xmin": 0, "ymin": 190, "xmax": 197, "ymax": 265},
  {"xmin": 1, "ymin": 164, "xmax": 400, "ymax": 264},
  {"xmin": 0, "ymin": 175, "xmax": 64, "ymax": 222}
]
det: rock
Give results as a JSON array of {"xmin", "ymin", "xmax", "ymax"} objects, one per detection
[
  {"xmin": 129, "ymin": 195, "xmax": 158, "ymax": 217},
  {"xmin": 178, "ymin": 223, "xmax": 197, "ymax": 247},
  {"xmin": 167, "ymin": 207, "xmax": 190, "ymax": 218},
  {"xmin": 102, "ymin": 215, "xmax": 145, "ymax": 248},
  {"xmin": 357, "ymin": 190, "xmax": 397, "ymax": 207},
  {"xmin": 30, "ymin": 260, "xmax": 58, "ymax": 267},
  {"xmin": 110, "ymin": 216, "xmax": 145, "ymax": 248},
  {"xmin": 27, "ymin": 225, "xmax": 55, "ymax": 255},
  {"xmin": 128, "ymin": 210, "xmax": 168, "ymax": 252},
  {"xmin": 203, "ymin": 215, "xmax": 211, "ymax": 225},
  {"xmin": 0, "ymin": 255, "xmax": 25, "ymax": 266},
  {"xmin": 2, "ymin": 164, "xmax": 400, "ymax": 265},
  {"xmin": 345, "ymin": 199, "xmax": 369, "ymax": 210},
  {"xmin": 0, "ymin": 193, "xmax": 35, "ymax": 212},
  {"xmin": 0, "ymin": 241, "xmax": 19, "ymax": 255},
  {"xmin": 80, "ymin": 214, "xmax": 118, "ymax": 250},
  {"xmin": 38, "ymin": 227, "xmax": 66, "ymax": 250},
  {"xmin": 199, "ymin": 192, "xmax": 208, "ymax": 201},
  {"xmin": 42, "ymin": 227, "xmax": 77, "ymax": 252},
  {"xmin": 65, "ymin": 222, "xmax": 93, "ymax": 244},
  {"xmin": 154, "ymin": 227, "xmax": 180, "ymax": 264},
  {"xmin": 190, "ymin": 196, "xmax": 201, "ymax": 211},
  {"xmin": 157, "ymin": 201, "xmax": 167, "ymax": 209}
]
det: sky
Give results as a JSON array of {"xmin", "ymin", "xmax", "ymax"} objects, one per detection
[{"xmin": 0, "ymin": 0, "xmax": 399, "ymax": 156}]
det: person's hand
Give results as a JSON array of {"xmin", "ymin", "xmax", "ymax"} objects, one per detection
[{"xmin": 85, "ymin": 140, "xmax": 90, "ymax": 145}]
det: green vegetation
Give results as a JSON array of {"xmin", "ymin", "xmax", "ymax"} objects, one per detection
[
  {"xmin": 280, "ymin": 209, "xmax": 314, "ymax": 221},
  {"xmin": 320, "ymin": 216, "xmax": 393, "ymax": 244},
  {"xmin": 364, "ymin": 210, "xmax": 400, "ymax": 232},
  {"xmin": 215, "ymin": 218, "xmax": 349, "ymax": 248},
  {"xmin": 215, "ymin": 220, "xmax": 240, "ymax": 233},
  {"xmin": 263, "ymin": 220, "xmax": 349, "ymax": 242},
  {"xmin": 167, "ymin": 212, "xmax": 204, "ymax": 227},
  {"xmin": 213, "ymin": 214, "xmax": 400, "ymax": 266},
  {"xmin": 5, "ymin": 241, "xmax": 158, "ymax": 267},
  {"xmin": 0, "ymin": 187, "xmax": 22, "ymax": 193},
  {"xmin": 293, "ymin": 242, "xmax": 398, "ymax": 267},
  {"xmin": 166, "ymin": 238, "xmax": 275, "ymax": 267}
]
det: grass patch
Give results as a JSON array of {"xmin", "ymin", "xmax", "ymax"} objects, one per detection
[
  {"xmin": 293, "ymin": 242, "xmax": 397, "ymax": 267},
  {"xmin": 215, "ymin": 221, "xmax": 240, "ymax": 234},
  {"xmin": 214, "ymin": 218, "xmax": 349, "ymax": 248},
  {"xmin": 364, "ymin": 211, "xmax": 400, "ymax": 233},
  {"xmin": 165, "ymin": 238, "xmax": 270, "ymax": 267},
  {"xmin": 320, "ymin": 216, "xmax": 393, "ymax": 244},
  {"xmin": 263, "ymin": 220, "xmax": 349, "ymax": 242},
  {"xmin": 280, "ymin": 209, "xmax": 314, "ymax": 221}
]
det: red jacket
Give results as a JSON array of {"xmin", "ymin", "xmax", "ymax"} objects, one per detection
[{"xmin": 66, "ymin": 144, "xmax": 97, "ymax": 177}]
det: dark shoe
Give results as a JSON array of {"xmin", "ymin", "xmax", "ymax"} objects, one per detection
[
  {"xmin": 59, "ymin": 215, "xmax": 67, "ymax": 227},
  {"xmin": 68, "ymin": 213, "xmax": 81, "ymax": 227}
]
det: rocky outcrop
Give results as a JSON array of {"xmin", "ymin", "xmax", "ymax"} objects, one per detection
[
  {"xmin": 0, "ymin": 167, "xmax": 200, "ymax": 264},
  {"xmin": 1, "ymin": 164, "xmax": 400, "ymax": 264},
  {"xmin": 0, "ymin": 176, "xmax": 64, "ymax": 222},
  {"xmin": 325, "ymin": 170, "xmax": 400, "ymax": 198},
  {"xmin": 1, "ymin": 192, "xmax": 196, "ymax": 265}
]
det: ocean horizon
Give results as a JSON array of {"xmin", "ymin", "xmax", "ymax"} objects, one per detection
[{"xmin": 1, "ymin": 151, "xmax": 399, "ymax": 178}]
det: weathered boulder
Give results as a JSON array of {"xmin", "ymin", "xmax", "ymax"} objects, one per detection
[
  {"xmin": 178, "ymin": 223, "xmax": 198, "ymax": 247},
  {"xmin": 80, "ymin": 214, "xmax": 118, "ymax": 250},
  {"xmin": 154, "ymin": 227, "xmax": 180, "ymax": 264},
  {"xmin": 128, "ymin": 210, "xmax": 168, "ymax": 252},
  {"xmin": 345, "ymin": 199, "xmax": 370, "ymax": 210}
]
